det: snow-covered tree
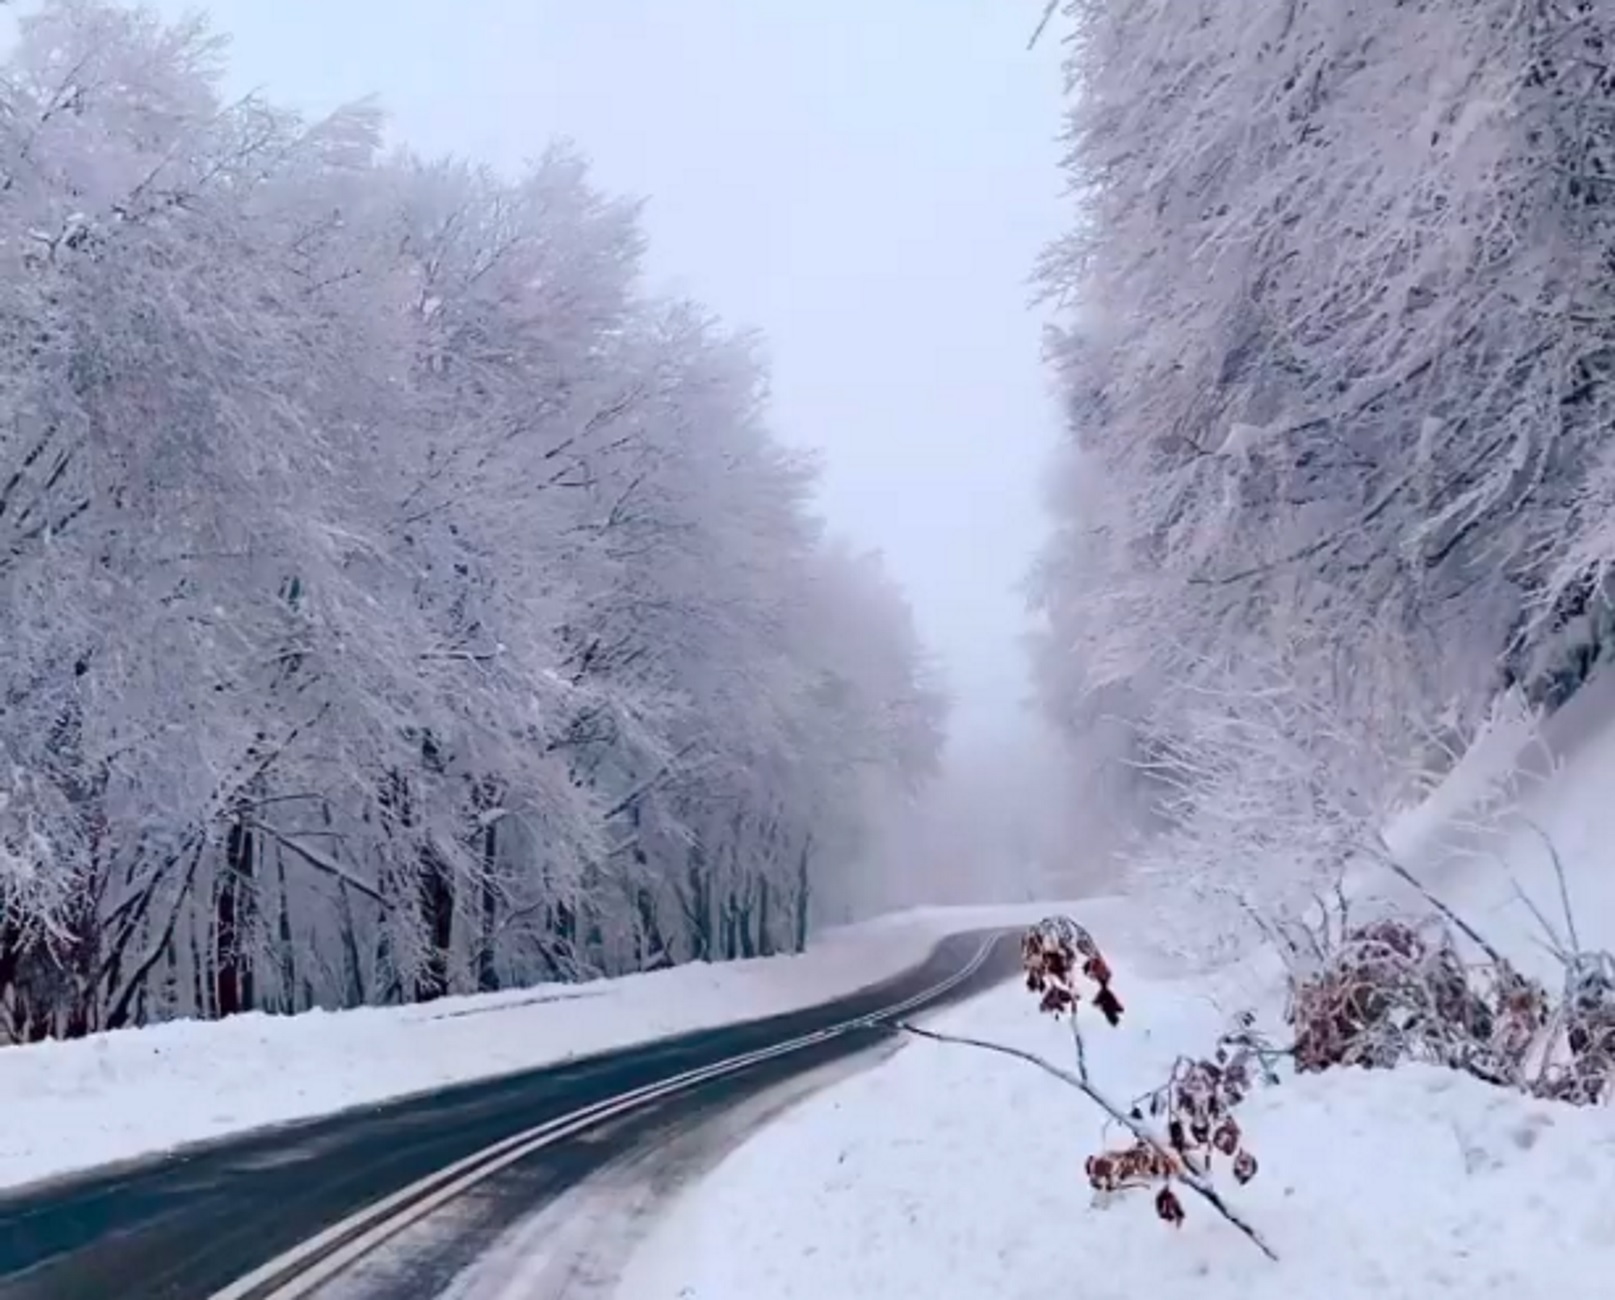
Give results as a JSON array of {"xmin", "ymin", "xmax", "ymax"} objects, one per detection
[
  {"xmin": 0, "ymin": 0, "xmax": 945, "ymax": 1039},
  {"xmin": 1032, "ymin": 0, "xmax": 1615, "ymax": 914}
]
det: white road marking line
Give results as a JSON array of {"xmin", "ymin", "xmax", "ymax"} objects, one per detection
[{"xmin": 209, "ymin": 934, "xmax": 999, "ymax": 1300}]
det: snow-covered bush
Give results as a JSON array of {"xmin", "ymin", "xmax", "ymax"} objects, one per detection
[
  {"xmin": 1285, "ymin": 916, "xmax": 1550, "ymax": 1086},
  {"xmin": 1281, "ymin": 889, "xmax": 1615, "ymax": 1108}
]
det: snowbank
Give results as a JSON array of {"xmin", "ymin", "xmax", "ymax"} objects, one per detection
[
  {"xmin": 1382, "ymin": 672, "xmax": 1615, "ymax": 986},
  {"xmin": 0, "ymin": 901, "xmax": 1076, "ymax": 1194},
  {"xmin": 622, "ymin": 940, "xmax": 1615, "ymax": 1300}
]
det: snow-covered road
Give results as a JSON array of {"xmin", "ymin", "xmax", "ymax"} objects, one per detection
[{"xmin": 0, "ymin": 930, "xmax": 1022, "ymax": 1298}]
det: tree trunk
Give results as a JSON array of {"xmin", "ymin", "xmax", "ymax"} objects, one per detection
[
  {"xmin": 720, "ymin": 893, "xmax": 738, "ymax": 961},
  {"xmin": 190, "ymin": 908, "xmax": 210, "ymax": 1019},
  {"xmin": 758, "ymin": 877, "xmax": 773, "ymax": 958},
  {"xmin": 414, "ymin": 846, "xmax": 455, "ymax": 1003},
  {"xmin": 337, "ymin": 880, "xmax": 366, "ymax": 1007},
  {"xmin": 686, "ymin": 848, "xmax": 712, "ymax": 961},
  {"xmin": 736, "ymin": 885, "xmax": 758, "ymax": 960},
  {"xmin": 793, "ymin": 833, "xmax": 813, "ymax": 955},
  {"xmin": 275, "ymin": 841, "xmax": 296, "ymax": 1012},
  {"xmin": 215, "ymin": 815, "xmax": 256, "ymax": 1019},
  {"xmin": 635, "ymin": 887, "xmax": 668, "ymax": 970},
  {"xmin": 477, "ymin": 814, "xmax": 500, "ymax": 993}
]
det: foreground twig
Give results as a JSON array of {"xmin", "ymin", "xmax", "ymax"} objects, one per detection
[
  {"xmin": 1522, "ymin": 816, "xmax": 1581, "ymax": 954},
  {"xmin": 1027, "ymin": 0, "xmax": 1059, "ymax": 50},
  {"xmin": 1506, "ymin": 867, "xmax": 1570, "ymax": 961},
  {"xmin": 1377, "ymin": 850, "xmax": 1505, "ymax": 964},
  {"xmin": 1068, "ymin": 1012, "xmax": 1090, "ymax": 1084},
  {"xmin": 892, "ymin": 1020, "xmax": 1280, "ymax": 1261}
]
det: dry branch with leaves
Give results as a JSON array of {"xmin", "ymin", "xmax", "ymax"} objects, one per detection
[{"xmin": 900, "ymin": 916, "xmax": 1279, "ymax": 1260}]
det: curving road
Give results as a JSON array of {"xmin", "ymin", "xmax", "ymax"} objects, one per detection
[{"xmin": 0, "ymin": 928, "xmax": 1017, "ymax": 1300}]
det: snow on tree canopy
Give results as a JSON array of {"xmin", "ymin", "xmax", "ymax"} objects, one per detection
[
  {"xmin": 0, "ymin": 0, "xmax": 945, "ymax": 1041},
  {"xmin": 1029, "ymin": 0, "xmax": 1615, "ymax": 933}
]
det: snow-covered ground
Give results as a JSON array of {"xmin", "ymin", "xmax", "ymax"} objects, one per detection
[
  {"xmin": 620, "ymin": 957, "xmax": 1615, "ymax": 1300},
  {"xmin": 0, "ymin": 901, "xmax": 1061, "ymax": 1194},
  {"xmin": 12, "ymin": 681, "xmax": 1615, "ymax": 1297},
  {"xmin": 619, "ymin": 687, "xmax": 1615, "ymax": 1299}
]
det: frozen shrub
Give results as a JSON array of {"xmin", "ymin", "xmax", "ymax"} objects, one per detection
[
  {"xmin": 1286, "ymin": 908, "xmax": 1615, "ymax": 1107},
  {"xmin": 1536, "ymin": 953, "xmax": 1615, "ymax": 1105},
  {"xmin": 1287, "ymin": 916, "xmax": 1548, "ymax": 1085}
]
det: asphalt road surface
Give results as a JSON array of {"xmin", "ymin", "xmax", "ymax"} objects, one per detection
[{"xmin": 0, "ymin": 928, "xmax": 1017, "ymax": 1300}]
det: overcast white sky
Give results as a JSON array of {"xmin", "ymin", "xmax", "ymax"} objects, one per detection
[{"xmin": 147, "ymin": 0, "xmax": 1069, "ymax": 741}]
